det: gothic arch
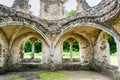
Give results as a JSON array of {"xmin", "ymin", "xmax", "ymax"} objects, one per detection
[
  {"xmin": 58, "ymin": 33, "xmax": 90, "ymax": 46},
  {"xmin": 54, "ymin": 22, "xmax": 120, "ymax": 48},
  {"xmin": 12, "ymin": 32, "xmax": 47, "ymax": 48},
  {"xmin": 0, "ymin": 22, "xmax": 51, "ymax": 47}
]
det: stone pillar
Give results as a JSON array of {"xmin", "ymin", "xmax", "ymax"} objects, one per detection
[
  {"xmin": 31, "ymin": 43, "xmax": 35, "ymax": 59},
  {"xmin": 41, "ymin": 42, "xmax": 50, "ymax": 64},
  {"xmin": 53, "ymin": 44, "xmax": 63, "ymax": 64},
  {"xmin": 79, "ymin": 43, "xmax": 81, "ymax": 61},
  {"xmin": 69, "ymin": 41, "xmax": 73, "ymax": 62},
  {"xmin": 12, "ymin": 0, "xmax": 29, "ymax": 13},
  {"xmin": 115, "ymin": 39, "xmax": 120, "ymax": 71},
  {"xmin": 30, "ymin": 38, "xmax": 37, "ymax": 59},
  {"xmin": 94, "ymin": 32, "xmax": 110, "ymax": 64},
  {"xmin": 19, "ymin": 44, "xmax": 24, "ymax": 59},
  {"xmin": 80, "ymin": 45, "xmax": 90, "ymax": 63},
  {"xmin": 68, "ymin": 39, "xmax": 74, "ymax": 62},
  {"xmin": 77, "ymin": 0, "xmax": 90, "ymax": 12},
  {"xmin": 0, "ymin": 44, "xmax": 2, "ymax": 56}
]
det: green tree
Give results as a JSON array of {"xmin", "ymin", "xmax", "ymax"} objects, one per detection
[
  {"xmin": 63, "ymin": 40, "xmax": 70, "ymax": 52},
  {"xmin": 34, "ymin": 40, "xmax": 42, "ymax": 53},
  {"xmin": 72, "ymin": 40, "xmax": 79, "ymax": 52},
  {"xmin": 66, "ymin": 10, "xmax": 77, "ymax": 17},
  {"xmin": 24, "ymin": 40, "xmax": 32, "ymax": 52},
  {"xmin": 108, "ymin": 35, "xmax": 117, "ymax": 55}
]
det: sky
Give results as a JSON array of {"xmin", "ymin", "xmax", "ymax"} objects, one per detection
[{"xmin": 0, "ymin": 0, "xmax": 102, "ymax": 16}]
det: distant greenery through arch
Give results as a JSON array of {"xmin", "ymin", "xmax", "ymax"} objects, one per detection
[
  {"xmin": 24, "ymin": 39, "xmax": 42, "ymax": 53},
  {"xmin": 108, "ymin": 35, "xmax": 117, "ymax": 55}
]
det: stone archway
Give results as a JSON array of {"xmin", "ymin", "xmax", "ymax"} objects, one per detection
[
  {"xmin": 0, "ymin": 22, "xmax": 51, "ymax": 47},
  {"xmin": 53, "ymin": 31, "xmax": 92, "ymax": 64},
  {"xmin": 53, "ymin": 22, "xmax": 120, "ymax": 71},
  {"xmin": 53, "ymin": 22, "xmax": 120, "ymax": 48},
  {"xmin": 94, "ymin": 31, "xmax": 111, "ymax": 64},
  {"xmin": 11, "ymin": 32, "xmax": 49, "ymax": 64}
]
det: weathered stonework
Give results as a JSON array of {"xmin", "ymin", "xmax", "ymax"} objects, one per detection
[{"xmin": 0, "ymin": 0, "xmax": 120, "ymax": 79}]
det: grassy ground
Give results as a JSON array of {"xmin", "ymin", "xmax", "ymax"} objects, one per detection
[
  {"xmin": 110, "ymin": 53, "xmax": 118, "ymax": 66},
  {"xmin": 24, "ymin": 52, "xmax": 42, "ymax": 58},
  {"xmin": 0, "ymin": 71, "xmax": 112, "ymax": 80},
  {"xmin": 24, "ymin": 52, "xmax": 118, "ymax": 66}
]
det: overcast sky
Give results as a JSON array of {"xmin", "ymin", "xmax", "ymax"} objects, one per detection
[{"xmin": 0, "ymin": 0, "xmax": 102, "ymax": 16}]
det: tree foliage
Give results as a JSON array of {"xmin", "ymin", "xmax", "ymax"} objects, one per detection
[
  {"xmin": 63, "ymin": 40, "xmax": 79, "ymax": 52},
  {"xmin": 34, "ymin": 40, "xmax": 42, "ymax": 53},
  {"xmin": 66, "ymin": 10, "xmax": 77, "ymax": 17},
  {"xmin": 63, "ymin": 40, "xmax": 70, "ymax": 52},
  {"xmin": 108, "ymin": 35, "xmax": 117, "ymax": 55},
  {"xmin": 23, "ymin": 35, "xmax": 116, "ymax": 55},
  {"xmin": 72, "ymin": 40, "xmax": 79, "ymax": 52},
  {"xmin": 24, "ymin": 40, "xmax": 32, "ymax": 52},
  {"xmin": 24, "ymin": 40, "xmax": 42, "ymax": 53}
]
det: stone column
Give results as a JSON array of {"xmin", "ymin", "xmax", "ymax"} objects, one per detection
[
  {"xmin": 115, "ymin": 39, "xmax": 120, "ymax": 71},
  {"xmin": 30, "ymin": 38, "xmax": 37, "ymax": 59},
  {"xmin": 79, "ymin": 43, "xmax": 81, "ymax": 62},
  {"xmin": 94, "ymin": 32, "xmax": 110, "ymax": 64},
  {"xmin": 53, "ymin": 44, "xmax": 63, "ymax": 64},
  {"xmin": 94, "ymin": 40, "xmax": 110, "ymax": 64},
  {"xmin": 31, "ymin": 43, "xmax": 35, "ymax": 59},
  {"xmin": 69, "ymin": 41, "xmax": 73, "ymax": 62},
  {"xmin": 68, "ymin": 39, "xmax": 74, "ymax": 62},
  {"xmin": 19, "ymin": 44, "xmax": 24, "ymax": 59},
  {"xmin": 80, "ymin": 45, "xmax": 89, "ymax": 63}
]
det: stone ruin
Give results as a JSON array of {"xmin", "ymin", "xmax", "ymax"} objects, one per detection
[{"xmin": 0, "ymin": 0, "xmax": 120, "ymax": 79}]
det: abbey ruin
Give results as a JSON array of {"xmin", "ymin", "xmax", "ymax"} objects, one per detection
[{"xmin": 0, "ymin": 0, "xmax": 120, "ymax": 79}]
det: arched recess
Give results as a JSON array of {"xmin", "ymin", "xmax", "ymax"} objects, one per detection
[
  {"xmin": 0, "ymin": 22, "xmax": 51, "ymax": 47},
  {"xmin": 55, "ymin": 32, "xmax": 92, "ymax": 63},
  {"xmin": 11, "ymin": 32, "xmax": 49, "ymax": 63},
  {"xmin": 53, "ymin": 22, "xmax": 120, "ymax": 48},
  {"xmin": 53, "ymin": 22, "xmax": 120, "ymax": 70},
  {"xmin": 94, "ymin": 31, "xmax": 110, "ymax": 64},
  {"xmin": 94, "ymin": 31, "xmax": 118, "ymax": 66}
]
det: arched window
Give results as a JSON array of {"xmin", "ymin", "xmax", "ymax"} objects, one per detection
[
  {"xmin": 108, "ymin": 35, "xmax": 118, "ymax": 66},
  {"xmin": 72, "ymin": 40, "xmax": 80, "ymax": 59},
  {"xmin": 63, "ymin": 40, "xmax": 70, "ymax": 59},
  {"xmin": 34, "ymin": 40, "xmax": 42, "ymax": 59},
  {"xmin": 23, "ymin": 39, "xmax": 42, "ymax": 59},
  {"xmin": 62, "ymin": 39, "xmax": 80, "ymax": 62},
  {"xmin": 24, "ymin": 39, "xmax": 32, "ymax": 59}
]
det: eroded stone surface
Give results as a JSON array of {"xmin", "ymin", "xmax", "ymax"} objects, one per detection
[{"xmin": 0, "ymin": 0, "xmax": 120, "ymax": 80}]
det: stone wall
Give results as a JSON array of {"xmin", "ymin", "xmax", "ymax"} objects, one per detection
[{"xmin": 0, "ymin": 0, "xmax": 120, "ymax": 79}]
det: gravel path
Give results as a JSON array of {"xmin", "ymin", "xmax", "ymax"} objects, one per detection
[{"xmin": 0, "ymin": 71, "xmax": 113, "ymax": 80}]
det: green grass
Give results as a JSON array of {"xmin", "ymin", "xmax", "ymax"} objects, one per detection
[
  {"xmin": 10, "ymin": 75, "xmax": 26, "ymax": 80},
  {"xmin": 24, "ymin": 52, "xmax": 42, "ymax": 58},
  {"xmin": 39, "ymin": 72, "xmax": 66, "ymax": 80},
  {"xmin": 63, "ymin": 52, "xmax": 80, "ymax": 58},
  {"xmin": 110, "ymin": 53, "xmax": 118, "ymax": 66}
]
